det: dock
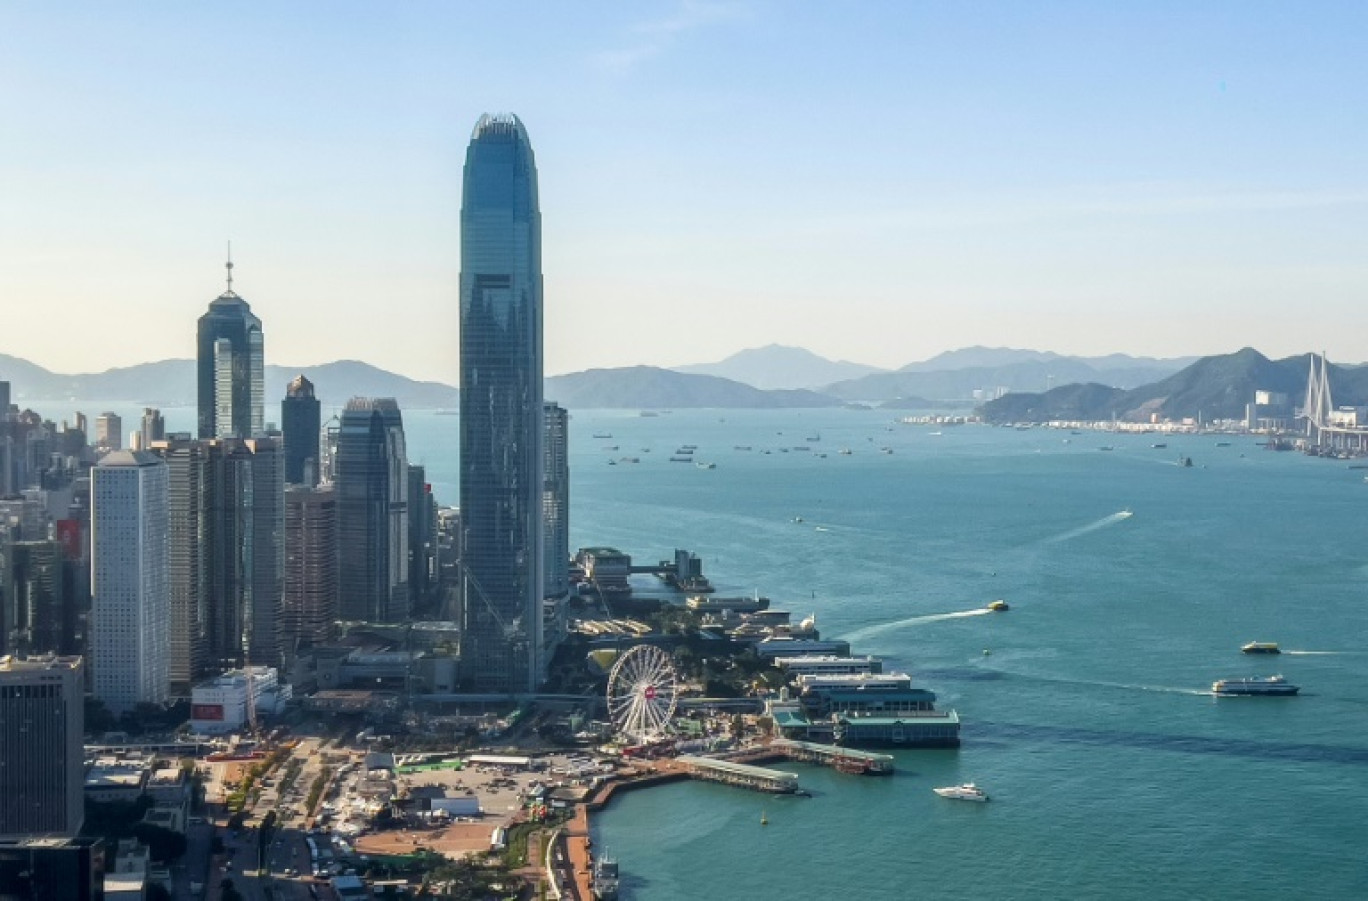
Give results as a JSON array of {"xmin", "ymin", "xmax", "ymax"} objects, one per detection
[
  {"xmin": 676, "ymin": 755, "xmax": 800, "ymax": 793},
  {"xmin": 769, "ymin": 739, "xmax": 895, "ymax": 775}
]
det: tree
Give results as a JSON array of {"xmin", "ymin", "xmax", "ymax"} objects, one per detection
[
  {"xmin": 132, "ymin": 822, "xmax": 188, "ymax": 862},
  {"xmin": 146, "ymin": 883, "xmax": 173, "ymax": 901}
]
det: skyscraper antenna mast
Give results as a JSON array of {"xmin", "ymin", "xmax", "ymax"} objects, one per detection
[{"xmin": 226, "ymin": 241, "xmax": 234, "ymax": 293}]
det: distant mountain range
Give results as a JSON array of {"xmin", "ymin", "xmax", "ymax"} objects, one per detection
[
  {"xmin": 544, "ymin": 366, "xmax": 841, "ymax": 409},
  {"xmin": 670, "ymin": 344, "xmax": 1195, "ymax": 402},
  {"xmin": 979, "ymin": 348, "xmax": 1368, "ymax": 423},
  {"xmin": 7, "ymin": 346, "xmax": 1362, "ymax": 417},
  {"xmin": 0, "ymin": 354, "xmax": 458, "ymax": 410},
  {"xmin": 673, "ymin": 344, "xmax": 886, "ymax": 390}
]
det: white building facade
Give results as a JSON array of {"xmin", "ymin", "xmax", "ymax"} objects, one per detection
[{"xmin": 92, "ymin": 450, "xmax": 170, "ymax": 714}]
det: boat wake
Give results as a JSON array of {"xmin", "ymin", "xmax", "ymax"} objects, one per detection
[
  {"xmin": 842, "ymin": 608, "xmax": 991, "ymax": 643},
  {"xmin": 1041, "ymin": 510, "xmax": 1133, "ymax": 545},
  {"xmin": 989, "ymin": 669, "xmax": 1210, "ymax": 697},
  {"xmin": 1283, "ymin": 650, "xmax": 1347, "ymax": 656}
]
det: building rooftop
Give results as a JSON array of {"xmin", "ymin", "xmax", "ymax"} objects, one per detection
[
  {"xmin": 97, "ymin": 450, "xmax": 163, "ymax": 468},
  {"xmin": 0, "ymin": 653, "xmax": 83, "ymax": 673}
]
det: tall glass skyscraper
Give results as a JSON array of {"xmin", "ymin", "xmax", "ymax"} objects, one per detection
[
  {"xmin": 197, "ymin": 259, "xmax": 264, "ymax": 440},
  {"xmin": 459, "ymin": 114, "xmax": 544, "ymax": 693},
  {"xmin": 336, "ymin": 398, "xmax": 409, "ymax": 623}
]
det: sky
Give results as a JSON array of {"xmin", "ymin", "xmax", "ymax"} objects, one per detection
[{"xmin": 2, "ymin": 1, "xmax": 1367, "ymax": 384}]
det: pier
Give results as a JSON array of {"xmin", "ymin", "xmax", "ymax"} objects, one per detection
[
  {"xmin": 676, "ymin": 755, "xmax": 800, "ymax": 793},
  {"xmin": 769, "ymin": 739, "xmax": 895, "ymax": 775}
]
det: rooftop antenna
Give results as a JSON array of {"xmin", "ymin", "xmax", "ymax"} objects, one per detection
[{"xmin": 225, "ymin": 241, "xmax": 234, "ymax": 293}]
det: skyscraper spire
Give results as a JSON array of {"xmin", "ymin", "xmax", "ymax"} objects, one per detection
[{"xmin": 226, "ymin": 241, "xmax": 235, "ymax": 294}]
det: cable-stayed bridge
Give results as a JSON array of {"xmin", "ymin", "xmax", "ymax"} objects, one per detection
[{"xmin": 1301, "ymin": 352, "xmax": 1368, "ymax": 455}]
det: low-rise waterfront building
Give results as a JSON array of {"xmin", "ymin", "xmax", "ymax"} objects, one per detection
[{"xmin": 776, "ymin": 655, "xmax": 883, "ymax": 677}]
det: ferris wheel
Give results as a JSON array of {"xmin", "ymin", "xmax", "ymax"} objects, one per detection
[{"xmin": 606, "ymin": 644, "xmax": 679, "ymax": 743}]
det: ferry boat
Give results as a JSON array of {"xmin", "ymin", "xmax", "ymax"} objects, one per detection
[
  {"xmin": 1211, "ymin": 675, "xmax": 1299, "ymax": 696},
  {"xmin": 1240, "ymin": 642, "xmax": 1281, "ymax": 655},
  {"xmin": 934, "ymin": 783, "xmax": 988, "ymax": 802},
  {"xmin": 987, "ymin": 600, "xmax": 1009, "ymax": 612},
  {"xmin": 592, "ymin": 855, "xmax": 619, "ymax": 900}
]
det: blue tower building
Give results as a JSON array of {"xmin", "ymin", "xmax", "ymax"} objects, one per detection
[{"xmin": 458, "ymin": 114, "xmax": 544, "ymax": 693}]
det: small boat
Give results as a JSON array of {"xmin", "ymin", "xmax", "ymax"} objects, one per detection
[
  {"xmin": 760, "ymin": 811, "xmax": 768, "ymax": 826},
  {"xmin": 1152, "ymin": 443, "xmax": 1167, "ymax": 449},
  {"xmin": 1241, "ymin": 642, "xmax": 1281, "ymax": 655},
  {"xmin": 814, "ymin": 526, "xmax": 829, "ymax": 533},
  {"xmin": 593, "ymin": 433, "xmax": 613, "ymax": 439},
  {"xmin": 696, "ymin": 461, "xmax": 716, "ymax": 470},
  {"xmin": 934, "ymin": 783, "xmax": 989, "ymax": 802},
  {"xmin": 987, "ymin": 600, "xmax": 1009, "ymax": 612},
  {"xmin": 838, "ymin": 448, "xmax": 853, "ymax": 455}
]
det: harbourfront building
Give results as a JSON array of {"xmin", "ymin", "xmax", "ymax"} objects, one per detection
[
  {"xmin": 282, "ymin": 374, "xmax": 321, "ymax": 486},
  {"xmin": 0, "ymin": 654, "xmax": 85, "ymax": 840},
  {"xmin": 197, "ymin": 258, "xmax": 264, "ymax": 440},
  {"xmin": 336, "ymin": 398, "xmax": 409, "ymax": 623},
  {"xmin": 91, "ymin": 450, "xmax": 169, "ymax": 713},
  {"xmin": 459, "ymin": 114, "xmax": 545, "ymax": 693}
]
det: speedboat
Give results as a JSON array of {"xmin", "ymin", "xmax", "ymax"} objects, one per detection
[
  {"xmin": 1240, "ymin": 642, "xmax": 1281, "ymax": 655},
  {"xmin": 987, "ymin": 600, "xmax": 1009, "ymax": 612},
  {"xmin": 934, "ymin": 783, "xmax": 988, "ymax": 802}
]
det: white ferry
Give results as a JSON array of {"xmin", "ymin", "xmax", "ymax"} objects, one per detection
[{"xmin": 1211, "ymin": 675, "xmax": 1299, "ymax": 696}]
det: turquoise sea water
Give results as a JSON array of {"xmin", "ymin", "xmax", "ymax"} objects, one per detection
[
  {"xmin": 559, "ymin": 409, "xmax": 1368, "ymax": 901},
  {"xmin": 56, "ymin": 402, "xmax": 1368, "ymax": 898}
]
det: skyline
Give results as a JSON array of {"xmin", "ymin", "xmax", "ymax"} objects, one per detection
[{"xmin": 4, "ymin": 2, "xmax": 1368, "ymax": 383}]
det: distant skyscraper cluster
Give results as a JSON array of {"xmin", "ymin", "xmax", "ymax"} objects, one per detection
[{"xmin": 0, "ymin": 112, "xmax": 573, "ymax": 780}]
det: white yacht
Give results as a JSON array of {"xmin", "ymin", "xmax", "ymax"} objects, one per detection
[{"xmin": 933, "ymin": 783, "xmax": 989, "ymax": 802}]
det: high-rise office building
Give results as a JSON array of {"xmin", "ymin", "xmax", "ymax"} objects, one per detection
[
  {"xmin": 282, "ymin": 484, "xmax": 337, "ymax": 663},
  {"xmin": 95, "ymin": 412, "xmax": 122, "ymax": 451},
  {"xmin": 197, "ymin": 258, "xmax": 264, "ymax": 440},
  {"xmin": 0, "ymin": 654, "xmax": 85, "ymax": 840},
  {"xmin": 407, "ymin": 465, "xmax": 437, "ymax": 615},
  {"xmin": 335, "ymin": 398, "xmax": 409, "ymax": 623},
  {"xmin": 139, "ymin": 408, "xmax": 165, "ymax": 449},
  {"xmin": 206, "ymin": 438, "xmax": 284, "ymax": 672},
  {"xmin": 458, "ymin": 113, "xmax": 544, "ymax": 693},
  {"xmin": 151, "ymin": 436, "xmax": 284, "ymax": 684},
  {"xmin": 282, "ymin": 374, "xmax": 321, "ymax": 486},
  {"xmin": 1, "ymin": 539, "xmax": 80, "ymax": 657},
  {"xmin": 543, "ymin": 402, "xmax": 570, "ymax": 599},
  {"xmin": 151, "ymin": 437, "xmax": 211, "ymax": 693},
  {"xmin": 91, "ymin": 450, "xmax": 169, "ymax": 713}
]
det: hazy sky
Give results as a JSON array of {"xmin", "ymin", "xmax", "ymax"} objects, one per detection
[{"xmin": 3, "ymin": 2, "xmax": 1367, "ymax": 384}]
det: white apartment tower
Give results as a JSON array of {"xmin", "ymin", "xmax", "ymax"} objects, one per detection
[{"xmin": 92, "ymin": 450, "xmax": 170, "ymax": 714}]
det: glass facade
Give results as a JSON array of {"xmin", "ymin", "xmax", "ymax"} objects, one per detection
[
  {"xmin": 197, "ymin": 291, "xmax": 264, "ymax": 440},
  {"xmin": 459, "ymin": 114, "xmax": 544, "ymax": 693},
  {"xmin": 335, "ymin": 398, "xmax": 409, "ymax": 623}
]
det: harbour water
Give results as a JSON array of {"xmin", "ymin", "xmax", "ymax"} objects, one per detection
[{"xmin": 46, "ymin": 401, "xmax": 1368, "ymax": 898}]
